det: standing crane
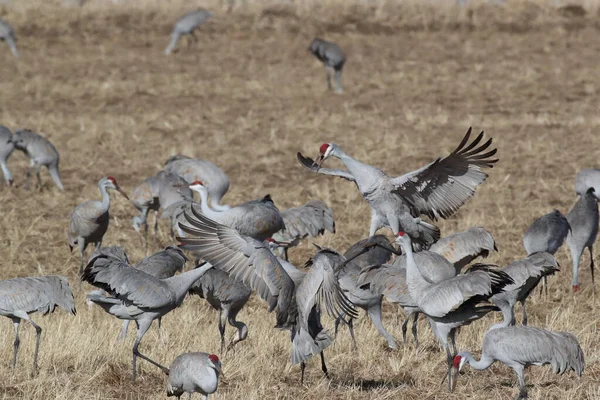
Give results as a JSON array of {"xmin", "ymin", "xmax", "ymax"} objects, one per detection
[
  {"xmin": 0, "ymin": 276, "xmax": 76, "ymax": 370},
  {"xmin": 0, "ymin": 18, "xmax": 18, "ymax": 57},
  {"xmin": 0, "ymin": 125, "xmax": 14, "ymax": 186},
  {"xmin": 566, "ymin": 187, "xmax": 598, "ymax": 292},
  {"xmin": 118, "ymin": 246, "xmax": 188, "ymax": 340},
  {"xmin": 164, "ymin": 8, "xmax": 212, "ymax": 55},
  {"xmin": 189, "ymin": 267, "xmax": 251, "ymax": 353},
  {"xmin": 164, "ymin": 155, "xmax": 230, "ymax": 210},
  {"xmin": 308, "ymin": 38, "xmax": 346, "ymax": 93},
  {"xmin": 395, "ymin": 231, "xmax": 513, "ymax": 389},
  {"xmin": 130, "ymin": 174, "xmax": 162, "ymax": 247},
  {"xmin": 297, "ymin": 128, "xmax": 498, "ymax": 248},
  {"xmin": 166, "ymin": 352, "xmax": 222, "ymax": 399},
  {"xmin": 68, "ymin": 177, "xmax": 129, "ymax": 275},
  {"xmin": 82, "ymin": 249, "xmax": 214, "ymax": 380},
  {"xmin": 11, "ymin": 129, "xmax": 64, "ymax": 190},
  {"xmin": 451, "ymin": 325, "xmax": 584, "ymax": 399}
]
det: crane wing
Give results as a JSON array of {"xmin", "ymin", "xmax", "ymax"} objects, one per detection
[
  {"xmin": 429, "ymin": 227, "xmax": 497, "ymax": 270},
  {"xmin": 357, "ymin": 264, "xmax": 415, "ymax": 306},
  {"xmin": 273, "ymin": 200, "xmax": 335, "ymax": 243},
  {"xmin": 391, "ymin": 128, "xmax": 498, "ymax": 221},
  {"xmin": 297, "ymin": 152, "xmax": 356, "ymax": 182}
]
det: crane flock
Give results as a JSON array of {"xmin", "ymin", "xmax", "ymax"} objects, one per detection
[{"xmin": 0, "ymin": 5, "xmax": 596, "ymax": 400}]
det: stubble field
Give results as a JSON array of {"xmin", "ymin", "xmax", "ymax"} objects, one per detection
[{"xmin": 0, "ymin": 0, "xmax": 599, "ymax": 399}]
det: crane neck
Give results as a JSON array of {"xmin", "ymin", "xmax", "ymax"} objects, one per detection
[
  {"xmin": 210, "ymin": 198, "xmax": 231, "ymax": 211},
  {"xmin": 459, "ymin": 351, "xmax": 495, "ymax": 371},
  {"xmin": 98, "ymin": 182, "xmax": 111, "ymax": 211},
  {"xmin": 165, "ymin": 262, "xmax": 214, "ymax": 304},
  {"xmin": 192, "ymin": 187, "xmax": 221, "ymax": 218}
]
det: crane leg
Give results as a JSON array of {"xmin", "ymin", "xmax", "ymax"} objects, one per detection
[
  {"xmin": 325, "ymin": 67, "xmax": 333, "ymax": 91},
  {"xmin": 153, "ymin": 210, "xmax": 159, "ymax": 250},
  {"xmin": 78, "ymin": 239, "xmax": 86, "ymax": 277},
  {"xmin": 588, "ymin": 245, "xmax": 595, "ymax": 283},
  {"xmin": 132, "ymin": 319, "xmax": 168, "ymax": 381},
  {"xmin": 443, "ymin": 344, "xmax": 453, "ymax": 391},
  {"xmin": 520, "ymin": 300, "xmax": 528, "ymax": 326},
  {"xmin": 334, "ymin": 69, "xmax": 343, "ymax": 94},
  {"xmin": 13, "ymin": 311, "xmax": 43, "ymax": 372},
  {"xmin": 118, "ymin": 320, "xmax": 130, "ymax": 341},
  {"xmin": 218, "ymin": 309, "xmax": 226, "ymax": 354},
  {"xmin": 226, "ymin": 309, "xmax": 247, "ymax": 353},
  {"xmin": 401, "ymin": 314, "xmax": 410, "ymax": 344},
  {"xmin": 513, "ymin": 364, "xmax": 527, "ymax": 399},
  {"xmin": 411, "ymin": 312, "xmax": 419, "ymax": 348},
  {"xmin": 35, "ymin": 165, "xmax": 42, "ymax": 190},
  {"xmin": 24, "ymin": 162, "xmax": 35, "ymax": 190},
  {"xmin": 300, "ymin": 361, "xmax": 306, "ymax": 384},
  {"xmin": 368, "ymin": 303, "xmax": 397, "ymax": 350},
  {"xmin": 320, "ymin": 351, "xmax": 329, "ymax": 379},
  {"xmin": 10, "ymin": 318, "xmax": 20, "ymax": 369},
  {"xmin": 334, "ymin": 314, "xmax": 358, "ymax": 351}
]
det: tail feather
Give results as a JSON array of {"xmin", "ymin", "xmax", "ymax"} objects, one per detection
[{"xmin": 48, "ymin": 163, "xmax": 64, "ymax": 190}]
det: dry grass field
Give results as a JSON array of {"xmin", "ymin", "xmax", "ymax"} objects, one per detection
[{"xmin": 1, "ymin": 0, "xmax": 600, "ymax": 398}]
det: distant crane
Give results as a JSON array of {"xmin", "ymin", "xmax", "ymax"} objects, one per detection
[
  {"xmin": 0, "ymin": 18, "xmax": 18, "ymax": 57},
  {"xmin": 451, "ymin": 325, "xmax": 584, "ymax": 399},
  {"xmin": 166, "ymin": 352, "xmax": 222, "ymax": 399},
  {"xmin": 297, "ymin": 128, "xmax": 498, "ymax": 248},
  {"xmin": 11, "ymin": 129, "xmax": 64, "ymax": 190},
  {"xmin": 566, "ymin": 187, "xmax": 598, "ymax": 292},
  {"xmin": 164, "ymin": 9, "xmax": 212, "ymax": 55},
  {"xmin": 0, "ymin": 125, "xmax": 14, "ymax": 186},
  {"xmin": 0, "ymin": 276, "xmax": 76, "ymax": 370},
  {"xmin": 68, "ymin": 177, "xmax": 129, "ymax": 275},
  {"xmin": 189, "ymin": 267, "xmax": 251, "ymax": 353},
  {"xmin": 82, "ymin": 249, "xmax": 214, "ymax": 380},
  {"xmin": 118, "ymin": 246, "xmax": 189, "ymax": 341},
  {"xmin": 308, "ymin": 38, "xmax": 346, "ymax": 93}
]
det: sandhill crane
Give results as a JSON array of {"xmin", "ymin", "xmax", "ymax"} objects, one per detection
[
  {"xmin": 0, "ymin": 276, "xmax": 76, "ymax": 370},
  {"xmin": 0, "ymin": 18, "xmax": 18, "ymax": 57},
  {"xmin": 297, "ymin": 128, "xmax": 498, "ymax": 248},
  {"xmin": 396, "ymin": 231, "xmax": 513, "ymax": 389},
  {"xmin": 0, "ymin": 125, "xmax": 14, "ymax": 186},
  {"xmin": 574, "ymin": 168, "xmax": 600, "ymax": 197},
  {"xmin": 308, "ymin": 38, "xmax": 346, "ymax": 93},
  {"xmin": 271, "ymin": 200, "xmax": 335, "ymax": 260},
  {"xmin": 566, "ymin": 187, "xmax": 598, "ymax": 292},
  {"xmin": 189, "ymin": 267, "xmax": 251, "ymax": 353},
  {"xmin": 185, "ymin": 181, "xmax": 285, "ymax": 242},
  {"xmin": 490, "ymin": 252, "xmax": 560, "ymax": 327},
  {"xmin": 167, "ymin": 352, "xmax": 222, "ymax": 399},
  {"xmin": 451, "ymin": 325, "xmax": 584, "ymax": 399},
  {"xmin": 118, "ymin": 246, "xmax": 188, "ymax": 341},
  {"xmin": 164, "ymin": 8, "xmax": 212, "ymax": 55},
  {"xmin": 164, "ymin": 155, "xmax": 230, "ymax": 210},
  {"xmin": 178, "ymin": 212, "xmax": 373, "ymax": 383},
  {"xmin": 68, "ymin": 177, "xmax": 129, "ymax": 275},
  {"xmin": 130, "ymin": 175, "xmax": 162, "ymax": 246},
  {"xmin": 83, "ymin": 249, "xmax": 214, "ymax": 380},
  {"xmin": 11, "ymin": 129, "xmax": 64, "ymax": 190}
]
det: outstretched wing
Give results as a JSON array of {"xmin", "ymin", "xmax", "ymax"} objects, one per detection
[
  {"xmin": 357, "ymin": 264, "xmax": 415, "ymax": 306},
  {"xmin": 429, "ymin": 227, "xmax": 497, "ymax": 270},
  {"xmin": 273, "ymin": 200, "xmax": 335, "ymax": 243},
  {"xmin": 297, "ymin": 152, "xmax": 356, "ymax": 182},
  {"xmin": 391, "ymin": 128, "xmax": 498, "ymax": 220}
]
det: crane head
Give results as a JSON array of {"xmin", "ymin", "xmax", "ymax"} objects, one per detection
[
  {"xmin": 315, "ymin": 143, "xmax": 333, "ymax": 171},
  {"xmin": 188, "ymin": 180, "xmax": 206, "ymax": 192},
  {"xmin": 450, "ymin": 354, "xmax": 467, "ymax": 392},
  {"xmin": 104, "ymin": 176, "xmax": 130, "ymax": 200},
  {"xmin": 208, "ymin": 354, "xmax": 223, "ymax": 377}
]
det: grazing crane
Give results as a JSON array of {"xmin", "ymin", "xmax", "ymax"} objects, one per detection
[
  {"xmin": 490, "ymin": 252, "xmax": 560, "ymax": 327},
  {"xmin": 0, "ymin": 18, "xmax": 18, "ymax": 57},
  {"xmin": 308, "ymin": 38, "xmax": 346, "ymax": 93},
  {"xmin": 164, "ymin": 155, "xmax": 230, "ymax": 210},
  {"xmin": 118, "ymin": 246, "xmax": 188, "ymax": 341},
  {"xmin": 566, "ymin": 187, "xmax": 598, "ymax": 292},
  {"xmin": 189, "ymin": 267, "xmax": 251, "ymax": 353},
  {"xmin": 0, "ymin": 125, "xmax": 14, "ymax": 186},
  {"xmin": 0, "ymin": 276, "xmax": 76, "ymax": 370},
  {"xmin": 297, "ymin": 128, "xmax": 498, "ymax": 248},
  {"xmin": 11, "ymin": 129, "xmax": 64, "ymax": 190},
  {"xmin": 164, "ymin": 8, "xmax": 212, "ymax": 55},
  {"xmin": 167, "ymin": 352, "xmax": 222, "ymax": 399},
  {"xmin": 178, "ymin": 212, "xmax": 373, "ymax": 383},
  {"xmin": 186, "ymin": 181, "xmax": 285, "ymax": 242},
  {"xmin": 82, "ymin": 249, "xmax": 214, "ymax": 380},
  {"xmin": 395, "ymin": 231, "xmax": 513, "ymax": 389},
  {"xmin": 271, "ymin": 199, "xmax": 335, "ymax": 260},
  {"xmin": 451, "ymin": 326, "xmax": 584, "ymax": 399},
  {"xmin": 68, "ymin": 177, "xmax": 129, "ymax": 275}
]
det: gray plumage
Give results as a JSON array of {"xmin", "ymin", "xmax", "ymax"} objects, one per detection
[
  {"xmin": 453, "ymin": 326, "xmax": 584, "ymax": 399},
  {"xmin": 11, "ymin": 129, "xmax": 63, "ymax": 190},
  {"xmin": 0, "ymin": 125, "xmax": 14, "ymax": 186},
  {"xmin": 523, "ymin": 210, "xmax": 570, "ymax": 255},
  {"xmin": 68, "ymin": 177, "xmax": 129, "ymax": 275},
  {"xmin": 429, "ymin": 226, "xmax": 497, "ymax": 272},
  {"xmin": 0, "ymin": 18, "xmax": 18, "ymax": 57},
  {"xmin": 566, "ymin": 187, "xmax": 598, "ymax": 291},
  {"xmin": 118, "ymin": 246, "xmax": 188, "ymax": 340},
  {"xmin": 574, "ymin": 168, "xmax": 600, "ymax": 198},
  {"xmin": 490, "ymin": 252, "xmax": 560, "ymax": 327},
  {"xmin": 297, "ymin": 128, "xmax": 498, "ymax": 249},
  {"xmin": 164, "ymin": 8, "xmax": 212, "ymax": 55},
  {"xmin": 189, "ymin": 267, "xmax": 251, "ymax": 353},
  {"xmin": 308, "ymin": 38, "xmax": 346, "ymax": 93},
  {"xmin": 272, "ymin": 199, "xmax": 335, "ymax": 259},
  {"xmin": 130, "ymin": 174, "xmax": 162, "ymax": 246},
  {"xmin": 167, "ymin": 352, "xmax": 222, "ymax": 399},
  {"xmin": 0, "ymin": 275, "xmax": 76, "ymax": 370},
  {"xmin": 82, "ymin": 248, "xmax": 214, "ymax": 380},
  {"xmin": 164, "ymin": 156, "xmax": 230, "ymax": 210}
]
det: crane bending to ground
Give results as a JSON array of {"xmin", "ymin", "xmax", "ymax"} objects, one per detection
[
  {"xmin": 451, "ymin": 325, "xmax": 584, "ymax": 399},
  {"xmin": 166, "ymin": 352, "xmax": 223, "ymax": 399},
  {"xmin": 11, "ymin": 129, "xmax": 64, "ymax": 190},
  {"xmin": 82, "ymin": 248, "xmax": 213, "ymax": 380},
  {"xmin": 0, "ymin": 18, "xmax": 18, "ymax": 57},
  {"xmin": 68, "ymin": 177, "xmax": 129, "ymax": 275},
  {"xmin": 308, "ymin": 38, "xmax": 346, "ymax": 93},
  {"xmin": 165, "ymin": 8, "xmax": 212, "ymax": 56},
  {"xmin": 297, "ymin": 128, "xmax": 498, "ymax": 248},
  {"xmin": 0, "ymin": 125, "xmax": 14, "ymax": 186},
  {"xmin": 0, "ymin": 276, "xmax": 76, "ymax": 371}
]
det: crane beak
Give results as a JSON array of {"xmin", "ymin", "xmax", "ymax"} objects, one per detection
[
  {"xmin": 449, "ymin": 366, "xmax": 459, "ymax": 392},
  {"xmin": 215, "ymin": 363, "xmax": 224, "ymax": 378},
  {"xmin": 117, "ymin": 186, "xmax": 130, "ymax": 200},
  {"xmin": 314, "ymin": 154, "xmax": 325, "ymax": 171}
]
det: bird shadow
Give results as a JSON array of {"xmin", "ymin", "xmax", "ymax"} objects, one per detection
[{"xmin": 332, "ymin": 373, "xmax": 415, "ymax": 391}]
